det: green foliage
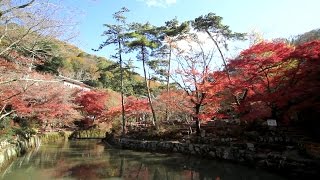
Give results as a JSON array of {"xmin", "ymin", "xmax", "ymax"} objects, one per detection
[
  {"xmin": 126, "ymin": 23, "xmax": 160, "ymax": 50},
  {"xmin": 192, "ymin": 13, "xmax": 246, "ymax": 41},
  {"xmin": 161, "ymin": 18, "xmax": 190, "ymax": 38},
  {"xmin": 0, "ymin": 116, "xmax": 11, "ymax": 130},
  {"xmin": 36, "ymin": 56, "xmax": 64, "ymax": 75},
  {"xmin": 83, "ymin": 79, "xmax": 102, "ymax": 87},
  {"xmin": 13, "ymin": 127, "xmax": 37, "ymax": 140}
]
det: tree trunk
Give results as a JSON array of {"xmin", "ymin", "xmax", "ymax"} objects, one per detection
[
  {"xmin": 194, "ymin": 104, "xmax": 201, "ymax": 135},
  {"xmin": 205, "ymin": 30, "xmax": 230, "ymax": 81},
  {"xmin": 141, "ymin": 46, "xmax": 157, "ymax": 127},
  {"xmin": 271, "ymin": 104, "xmax": 278, "ymax": 119},
  {"xmin": 119, "ymin": 40, "xmax": 126, "ymax": 135},
  {"xmin": 206, "ymin": 30, "xmax": 245, "ymax": 107},
  {"xmin": 165, "ymin": 46, "xmax": 172, "ymax": 121},
  {"xmin": 195, "ymin": 117, "xmax": 201, "ymax": 136}
]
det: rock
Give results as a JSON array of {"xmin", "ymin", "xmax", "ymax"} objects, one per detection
[
  {"xmin": 245, "ymin": 131, "xmax": 259, "ymax": 140},
  {"xmin": 209, "ymin": 151, "xmax": 216, "ymax": 157},
  {"xmin": 256, "ymin": 153, "xmax": 268, "ymax": 159},
  {"xmin": 286, "ymin": 146, "xmax": 294, "ymax": 150},
  {"xmin": 259, "ymin": 136, "xmax": 264, "ymax": 142},
  {"xmin": 194, "ymin": 146, "xmax": 200, "ymax": 153},
  {"xmin": 200, "ymin": 130, "xmax": 206, "ymax": 137},
  {"xmin": 223, "ymin": 149, "xmax": 231, "ymax": 159},
  {"xmin": 246, "ymin": 143, "xmax": 255, "ymax": 151},
  {"xmin": 269, "ymin": 137, "xmax": 274, "ymax": 143}
]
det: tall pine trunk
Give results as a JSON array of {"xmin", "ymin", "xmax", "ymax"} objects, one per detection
[
  {"xmin": 118, "ymin": 40, "xmax": 126, "ymax": 135},
  {"xmin": 165, "ymin": 46, "xmax": 172, "ymax": 121},
  {"xmin": 141, "ymin": 46, "xmax": 157, "ymax": 127}
]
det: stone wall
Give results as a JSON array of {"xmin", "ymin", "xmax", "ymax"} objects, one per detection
[
  {"xmin": 0, "ymin": 136, "xmax": 40, "ymax": 171},
  {"xmin": 114, "ymin": 138, "xmax": 320, "ymax": 179},
  {"xmin": 0, "ymin": 132, "xmax": 69, "ymax": 172}
]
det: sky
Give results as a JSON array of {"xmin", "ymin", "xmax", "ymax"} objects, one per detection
[{"xmin": 61, "ymin": 0, "xmax": 320, "ymax": 60}]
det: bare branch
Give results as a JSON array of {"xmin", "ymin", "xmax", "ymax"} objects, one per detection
[{"xmin": 0, "ymin": 0, "xmax": 36, "ymax": 17}]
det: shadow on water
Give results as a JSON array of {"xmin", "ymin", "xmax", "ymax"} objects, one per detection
[{"xmin": 1, "ymin": 140, "xmax": 286, "ymax": 180}]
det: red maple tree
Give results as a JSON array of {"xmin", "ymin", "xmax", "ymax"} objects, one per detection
[
  {"xmin": 104, "ymin": 96, "xmax": 150, "ymax": 122},
  {"xmin": 1, "ymin": 64, "xmax": 80, "ymax": 126},
  {"xmin": 75, "ymin": 90, "xmax": 108, "ymax": 118},
  {"xmin": 155, "ymin": 89, "xmax": 192, "ymax": 121},
  {"xmin": 225, "ymin": 40, "xmax": 320, "ymax": 122}
]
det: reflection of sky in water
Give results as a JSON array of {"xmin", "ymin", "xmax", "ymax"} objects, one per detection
[{"xmin": 1, "ymin": 140, "xmax": 286, "ymax": 180}]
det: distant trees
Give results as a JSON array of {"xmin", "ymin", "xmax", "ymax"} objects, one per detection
[{"xmin": 293, "ymin": 29, "xmax": 320, "ymax": 45}]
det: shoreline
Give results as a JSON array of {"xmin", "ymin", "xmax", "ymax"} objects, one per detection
[{"xmin": 105, "ymin": 136, "xmax": 320, "ymax": 179}]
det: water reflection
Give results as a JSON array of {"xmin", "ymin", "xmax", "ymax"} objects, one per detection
[{"xmin": 1, "ymin": 140, "xmax": 286, "ymax": 180}]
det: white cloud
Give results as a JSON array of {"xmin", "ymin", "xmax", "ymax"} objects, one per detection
[{"xmin": 138, "ymin": 0, "xmax": 177, "ymax": 7}]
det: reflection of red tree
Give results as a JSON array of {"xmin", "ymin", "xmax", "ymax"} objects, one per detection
[
  {"xmin": 56, "ymin": 163, "xmax": 108, "ymax": 179},
  {"xmin": 181, "ymin": 170, "xmax": 200, "ymax": 179}
]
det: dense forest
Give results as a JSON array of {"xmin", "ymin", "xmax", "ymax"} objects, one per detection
[{"xmin": 0, "ymin": 1, "xmax": 319, "ymax": 142}]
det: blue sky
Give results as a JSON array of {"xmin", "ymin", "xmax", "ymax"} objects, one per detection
[{"xmin": 63, "ymin": 0, "xmax": 320, "ymax": 59}]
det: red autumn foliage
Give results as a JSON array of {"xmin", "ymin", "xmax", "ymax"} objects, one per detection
[
  {"xmin": 226, "ymin": 41, "xmax": 294, "ymax": 120},
  {"xmin": 0, "ymin": 65, "xmax": 80, "ymax": 124},
  {"xmin": 104, "ymin": 96, "xmax": 150, "ymax": 121},
  {"xmin": 155, "ymin": 89, "xmax": 192, "ymax": 119},
  {"xmin": 125, "ymin": 97, "xmax": 150, "ymax": 118},
  {"xmin": 75, "ymin": 90, "xmax": 108, "ymax": 117},
  {"xmin": 278, "ymin": 40, "xmax": 320, "ymax": 121},
  {"xmin": 197, "ymin": 71, "xmax": 230, "ymax": 120},
  {"xmin": 11, "ymin": 84, "xmax": 79, "ymax": 123},
  {"xmin": 224, "ymin": 40, "xmax": 320, "ymax": 122}
]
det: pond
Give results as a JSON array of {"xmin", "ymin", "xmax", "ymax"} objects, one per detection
[{"xmin": 1, "ymin": 140, "xmax": 286, "ymax": 180}]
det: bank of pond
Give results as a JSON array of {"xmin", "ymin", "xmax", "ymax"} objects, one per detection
[
  {"xmin": 0, "ymin": 131, "xmax": 319, "ymax": 179},
  {"xmin": 1, "ymin": 138, "xmax": 286, "ymax": 180}
]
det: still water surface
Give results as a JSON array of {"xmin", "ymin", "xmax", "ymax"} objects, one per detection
[{"xmin": 1, "ymin": 140, "xmax": 286, "ymax": 180}]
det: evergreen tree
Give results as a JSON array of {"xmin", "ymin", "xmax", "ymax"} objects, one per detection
[
  {"xmin": 126, "ymin": 22, "xmax": 160, "ymax": 127},
  {"xmin": 93, "ymin": 7, "xmax": 129, "ymax": 134}
]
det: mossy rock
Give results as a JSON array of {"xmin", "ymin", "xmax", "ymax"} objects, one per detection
[
  {"xmin": 69, "ymin": 129, "xmax": 106, "ymax": 139},
  {"xmin": 40, "ymin": 131, "xmax": 72, "ymax": 143}
]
